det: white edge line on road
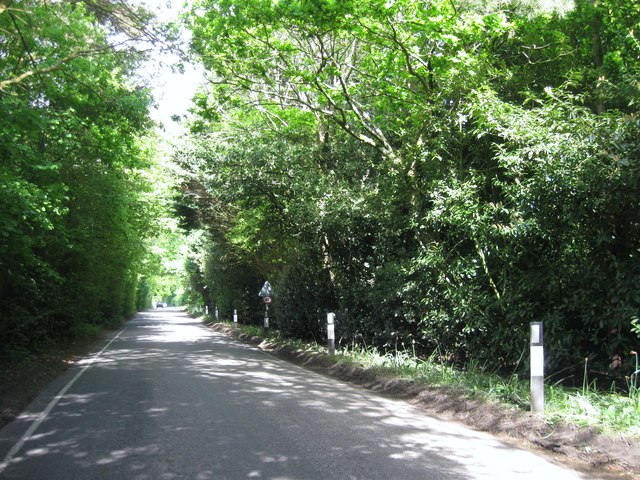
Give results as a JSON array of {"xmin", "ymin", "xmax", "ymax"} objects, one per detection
[{"xmin": 0, "ymin": 327, "xmax": 127, "ymax": 474}]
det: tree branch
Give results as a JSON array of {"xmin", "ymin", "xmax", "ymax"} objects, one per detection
[{"xmin": 0, "ymin": 45, "xmax": 130, "ymax": 91}]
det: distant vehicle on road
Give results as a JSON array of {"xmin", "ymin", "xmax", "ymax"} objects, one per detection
[{"xmin": 156, "ymin": 302, "xmax": 165, "ymax": 308}]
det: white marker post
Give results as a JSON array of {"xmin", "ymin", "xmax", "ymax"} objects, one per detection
[
  {"xmin": 233, "ymin": 309, "xmax": 238, "ymax": 326},
  {"xmin": 530, "ymin": 321, "xmax": 544, "ymax": 413},
  {"xmin": 205, "ymin": 305, "xmax": 208, "ymax": 316},
  {"xmin": 327, "ymin": 312, "xmax": 335, "ymax": 356}
]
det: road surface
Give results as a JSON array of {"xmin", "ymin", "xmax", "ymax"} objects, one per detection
[{"xmin": 0, "ymin": 309, "xmax": 601, "ymax": 479}]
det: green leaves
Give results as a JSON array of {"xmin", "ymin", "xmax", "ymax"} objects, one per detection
[
  {"xmin": 0, "ymin": 0, "xmax": 160, "ymax": 356},
  {"xmin": 188, "ymin": 0, "xmax": 513, "ymax": 164},
  {"xmin": 179, "ymin": 0, "xmax": 640, "ymax": 379}
]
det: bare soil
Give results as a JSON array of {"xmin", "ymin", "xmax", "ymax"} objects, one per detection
[
  {"xmin": 1, "ymin": 323, "xmax": 638, "ymax": 480},
  {"xmin": 207, "ymin": 323, "xmax": 640, "ymax": 480}
]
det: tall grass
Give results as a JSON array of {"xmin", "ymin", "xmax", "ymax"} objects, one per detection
[{"xmin": 339, "ymin": 342, "xmax": 640, "ymax": 436}]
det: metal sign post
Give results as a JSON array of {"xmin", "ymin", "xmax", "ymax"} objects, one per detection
[
  {"xmin": 258, "ymin": 281, "xmax": 273, "ymax": 335},
  {"xmin": 264, "ymin": 302, "xmax": 270, "ymax": 334}
]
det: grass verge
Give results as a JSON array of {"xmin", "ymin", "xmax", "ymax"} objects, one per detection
[{"xmin": 217, "ymin": 320, "xmax": 640, "ymax": 438}]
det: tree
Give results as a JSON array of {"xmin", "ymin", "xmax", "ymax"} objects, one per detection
[
  {"xmin": 0, "ymin": 0, "xmax": 161, "ymax": 356},
  {"xmin": 180, "ymin": 0, "xmax": 640, "ymax": 379}
]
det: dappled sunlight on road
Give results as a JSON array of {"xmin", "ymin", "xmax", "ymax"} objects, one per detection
[
  {"xmin": 0, "ymin": 309, "xmax": 601, "ymax": 479},
  {"xmin": 135, "ymin": 311, "xmax": 219, "ymax": 344}
]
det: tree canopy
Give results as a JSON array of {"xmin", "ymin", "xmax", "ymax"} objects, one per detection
[
  {"xmin": 0, "ymin": 0, "xmax": 169, "ymax": 355},
  {"xmin": 2, "ymin": 0, "xmax": 639, "ymax": 385},
  {"xmin": 176, "ymin": 0, "xmax": 640, "ymax": 380}
]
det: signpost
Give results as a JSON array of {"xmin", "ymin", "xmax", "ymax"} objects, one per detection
[{"xmin": 259, "ymin": 281, "xmax": 273, "ymax": 335}]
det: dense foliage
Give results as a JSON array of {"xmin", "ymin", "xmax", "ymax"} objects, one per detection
[
  {"xmin": 177, "ymin": 0, "xmax": 640, "ymax": 382},
  {"xmin": 0, "ymin": 0, "xmax": 163, "ymax": 357}
]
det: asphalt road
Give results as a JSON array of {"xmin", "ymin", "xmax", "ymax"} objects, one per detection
[{"xmin": 0, "ymin": 309, "xmax": 601, "ymax": 479}]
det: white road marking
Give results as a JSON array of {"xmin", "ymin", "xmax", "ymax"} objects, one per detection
[{"xmin": 0, "ymin": 327, "xmax": 127, "ymax": 474}]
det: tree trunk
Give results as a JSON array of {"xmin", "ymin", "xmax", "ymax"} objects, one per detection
[{"xmin": 317, "ymin": 113, "xmax": 329, "ymax": 146}]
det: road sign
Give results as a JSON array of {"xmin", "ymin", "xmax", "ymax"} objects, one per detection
[
  {"xmin": 259, "ymin": 281, "xmax": 273, "ymax": 297},
  {"xmin": 263, "ymin": 296, "xmax": 272, "ymax": 304}
]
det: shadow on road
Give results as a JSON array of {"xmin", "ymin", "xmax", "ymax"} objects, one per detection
[{"xmin": 0, "ymin": 310, "xmax": 594, "ymax": 479}]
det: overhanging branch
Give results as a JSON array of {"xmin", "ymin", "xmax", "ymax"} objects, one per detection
[{"xmin": 0, "ymin": 44, "xmax": 135, "ymax": 91}]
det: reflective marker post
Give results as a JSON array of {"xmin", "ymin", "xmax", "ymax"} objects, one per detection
[
  {"xmin": 530, "ymin": 321, "xmax": 544, "ymax": 413},
  {"xmin": 327, "ymin": 312, "xmax": 335, "ymax": 356},
  {"xmin": 233, "ymin": 309, "xmax": 238, "ymax": 326}
]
